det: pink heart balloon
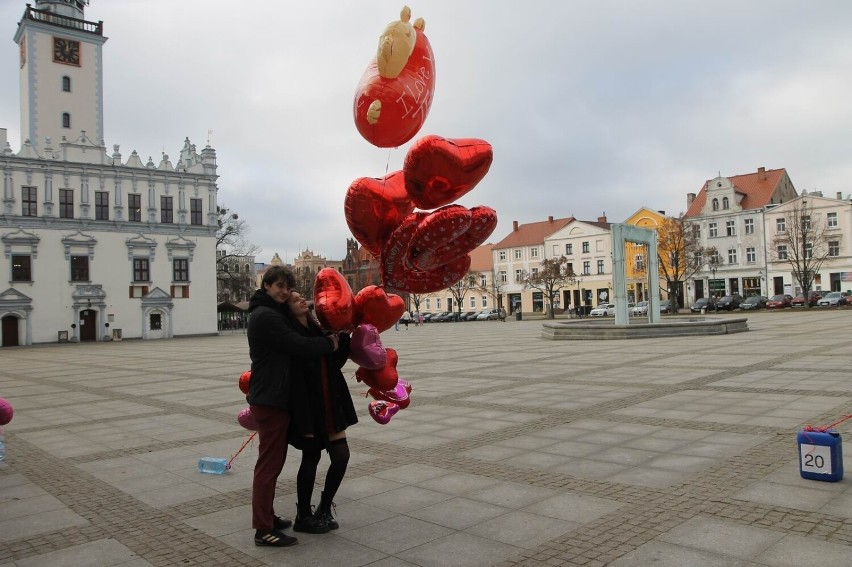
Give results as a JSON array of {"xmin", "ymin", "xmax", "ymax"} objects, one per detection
[
  {"xmin": 237, "ymin": 407, "xmax": 258, "ymax": 431},
  {"xmin": 350, "ymin": 324, "xmax": 388, "ymax": 370},
  {"xmin": 368, "ymin": 400, "xmax": 400, "ymax": 425}
]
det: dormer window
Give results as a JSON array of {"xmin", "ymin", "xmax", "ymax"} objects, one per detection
[
  {"xmin": 712, "ymin": 198, "xmax": 719, "ymax": 211},
  {"xmin": 62, "ymin": 76, "xmax": 71, "ymax": 92},
  {"xmin": 722, "ymin": 197, "xmax": 729, "ymax": 209}
]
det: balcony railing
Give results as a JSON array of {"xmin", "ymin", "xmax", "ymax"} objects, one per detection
[{"xmin": 22, "ymin": 5, "xmax": 103, "ymax": 36}]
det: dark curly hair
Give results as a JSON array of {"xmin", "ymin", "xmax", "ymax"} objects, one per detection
[{"xmin": 261, "ymin": 265, "xmax": 296, "ymax": 289}]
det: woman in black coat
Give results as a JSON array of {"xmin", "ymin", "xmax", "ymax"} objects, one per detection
[{"xmin": 284, "ymin": 291, "xmax": 357, "ymax": 533}]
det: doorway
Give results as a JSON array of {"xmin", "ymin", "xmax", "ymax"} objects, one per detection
[
  {"xmin": 80, "ymin": 309, "xmax": 97, "ymax": 342},
  {"xmin": 2, "ymin": 315, "xmax": 19, "ymax": 347}
]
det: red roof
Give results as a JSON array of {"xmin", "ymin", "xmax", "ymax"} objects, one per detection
[
  {"xmin": 492, "ymin": 217, "xmax": 574, "ymax": 248},
  {"xmin": 469, "ymin": 243, "xmax": 493, "ymax": 272},
  {"xmin": 685, "ymin": 168, "xmax": 789, "ymax": 217}
]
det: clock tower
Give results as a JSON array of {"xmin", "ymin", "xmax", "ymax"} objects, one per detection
[{"xmin": 13, "ymin": 0, "xmax": 107, "ymax": 152}]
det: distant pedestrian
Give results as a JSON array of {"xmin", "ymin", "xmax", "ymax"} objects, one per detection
[{"xmin": 401, "ymin": 310, "xmax": 411, "ymax": 330}]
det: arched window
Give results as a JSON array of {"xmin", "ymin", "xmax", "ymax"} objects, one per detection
[
  {"xmin": 711, "ymin": 198, "xmax": 719, "ymax": 211},
  {"xmin": 62, "ymin": 76, "xmax": 71, "ymax": 92},
  {"xmin": 722, "ymin": 197, "xmax": 729, "ymax": 209},
  {"xmin": 62, "ymin": 113, "xmax": 71, "ymax": 128},
  {"xmin": 244, "ymin": 263, "xmax": 250, "ymax": 273}
]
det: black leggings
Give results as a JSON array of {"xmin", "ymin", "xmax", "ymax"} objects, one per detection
[{"xmin": 296, "ymin": 437, "xmax": 350, "ymax": 511}]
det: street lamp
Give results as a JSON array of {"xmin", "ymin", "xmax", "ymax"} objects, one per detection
[
  {"xmin": 575, "ymin": 275, "xmax": 583, "ymax": 317},
  {"xmin": 709, "ymin": 264, "xmax": 718, "ymax": 312}
]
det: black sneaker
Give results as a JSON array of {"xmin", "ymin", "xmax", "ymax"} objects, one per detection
[
  {"xmin": 316, "ymin": 502, "xmax": 339, "ymax": 530},
  {"xmin": 273, "ymin": 515, "xmax": 293, "ymax": 530},
  {"xmin": 293, "ymin": 512, "xmax": 331, "ymax": 534},
  {"xmin": 254, "ymin": 529, "xmax": 297, "ymax": 547}
]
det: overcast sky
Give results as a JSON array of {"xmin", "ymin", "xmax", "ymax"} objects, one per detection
[{"xmin": 2, "ymin": 1, "xmax": 852, "ymax": 264}]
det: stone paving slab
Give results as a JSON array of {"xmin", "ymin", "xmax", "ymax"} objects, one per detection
[{"xmin": 0, "ymin": 309, "xmax": 851, "ymax": 566}]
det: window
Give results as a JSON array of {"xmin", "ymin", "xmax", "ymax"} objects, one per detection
[
  {"xmin": 22, "ymin": 186, "xmax": 37, "ymax": 216},
  {"xmin": 746, "ymin": 247, "xmax": 756, "ymax": 263},
  {"xmin": 436, "ymin": 299, "xmax": 441, "ymax": 310},
  {"xmin": 712, "ymin": 198, "xmax": 719, "ymax": 211},
  {"xmin": 726, "ymin": 221, "xmax": 736, "ymax": 236},
  {"xmin": 515, "ymin": 269, "xmax": 522, "ymax": 282},
  {"xmin": 469, "ymin": 296, "xmax": 476, "ymax": 308},
  {"xmin": 173, "ymin": 258, "xmax": 189, "ymax": 282},
  {"xmin": 566, "ymin": 262, "xmax": 573, "ymax": 274},
  {"xmin": 62, "ymin": 112, "xmax": 71, "ymax": 128},
  {"xmin": 582, "ymin": 241, "xmax": 589, "ymax": 253},
  {"xmin": 133, "ymin": 258, "xmax": 150, "ymax": 282},
  {"xmin": 530, "ymin": 247, "xmax": 539, "ymax": 258},
  {"xmin": 190, "ymin": 198, "xmax": 202, "ymax": 225},
  {"xmin": 777, "ymin": 245, "xmax": 787, "ymax": 260},
  {"xmin": 776, "ymin": 218, "xmax": 786, "ymax": 233},
  {"xmin": 499, "ymin": 270, "xmax": 507, "ymax": 283},
  {"xmin": 552, "ymin": 245, "xmax": 559, "ymax": 256},
  {"xmin": 565, "ymin": 243, "xmax": 573, "ymax": 255},
  {"xmin": 827, "ymin": 212, "xmax": 838, "ymax": 228},
  {"xmin": 62, "ymin": 76, "xmax": 71, "ymax": 92},
  {"xmin": 802, "ymin": 215, "xmax": 811, "ymax": 231},
  {"xmin": 499, "ymin": 250, "xmax": 507, "ymax": 261},
  {"xmin": 160, "ymin": 196, "xmax": 173, "ymax": 224},
  {"xmin": 635, "ymin": 254, "xmax": 645, "ymax": 272},
  {"xmin": 59, "ymin": 188, "xmax": 73, "ymax": 218},
  {"xmin": 128, "ymin": 194, "xmax": 141, "ymax": 222},
  {"xmin": 582, "ymin": 261, "xmax": 590, "ymax": 275},
  {"xmin": 12, "ymin": 255, "xmax": 32, "ymax": 281},
  {"xmin": 425, "ymin": 299, "xmax": 431, "ymax": 310},
  {"xmin": 828, "ymin": 241, "xmax": 840, "ymax": 257},
  {"xmin": 531, "ymin": 267, "xmax": 539, "ymax": 277},
  {"xmin": 479, "ymin": 274, "xmax": 486, "ymax": 287},
  {"xmin": 597, "ymin": 259, "xmax": 604, "ymax": 274},
  {"xmin": 514, "ymin": 249, "xmax": 522, "ymax": 260},
  {"xmin": 728, "ymin": 249, "xmax": 737, "ymax": 264},
  {"xmin": 722, "ymin": 197, "xmax": 729, "ymax": 209},
  {"xmin": 744, "ymin": 218, "xmax": 754, "ymax": 234},
  {"xmin": 692, "ymin": 224, "xmax": 701, "ymax": 239},
  {"xmin": 804, "ymin": 242, "xmax": 813, "ymax": 259},
  {"xmin": 95, "ymin": 191, "xmax": 109, "ymax": 220},
  {"xmin": 482, "ymin": 295, "xmax": 488, "ymax": 307},
  {"xmin": 708, "ymin": 222, "xmax": 718, "ymax": 237},
  {"xmin": 70, "ymin": 255, "xmax": 88, "ymax": 281}
]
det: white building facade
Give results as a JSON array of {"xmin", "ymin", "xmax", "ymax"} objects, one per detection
[{"xmin": 1, "ymin": 1, "xmax": 218, "ymax": 346}]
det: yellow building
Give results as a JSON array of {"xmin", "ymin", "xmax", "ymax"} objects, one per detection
[{"xmin": 622, "ymin": 208, "xmax": 667, "ymax": 303}]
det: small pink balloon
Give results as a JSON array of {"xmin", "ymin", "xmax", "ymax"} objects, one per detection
[
  {"xmin": 368, "ymin": 400, "xmax": 399, "ymax": 425},
  {"xmin": 0, "ymin": 397, "xmax": 12, "ymax": 425},
  {"xmin": 350, "ymin": 324, "xmax": 388, "ymax": 370},
  {"xmin": 237, "ymin": 407, "xmax": 258, "ymax": 431},
  {"xmin": 398, "ymin": 378, "xmax": 412, "ymax": 394}
]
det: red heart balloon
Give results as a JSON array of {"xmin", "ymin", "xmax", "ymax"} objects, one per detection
[
  {"xmin": 404, "ymin": 135, "xmax": 494, "ymax": 209},
  {"xmin": 238, "ymin": 370, "xmax": 251, "ymax": 395},
  {"xmin": 313, "ymin": 268, "xmax": 355, "ymax": 332},
  {"xmin": 408, "ymin": 204, "xmax": 472, "ymax": 270},
  {"xmin": 414, "ymin": 206, "xmax": 498, "ymax": 271},
  {"xmin": 353, "ymin": 286, "xmax": 405, "ymax": 333},
  {"xmin": 381, "ymin": 211, "xmax": 473, "ymax": 293},
  {"xmin": 353, "ymin": 21, "xmax": 435, "ymax": 148},
  {"xmin": 368, "ymin": 400, "xmax": 400, "ymax": 425},
  {"xmin": 345, "ymin": 170, "xmax": 415, "ymax": 257},
  {"xmin": 355, "ymin": 347, "xmax": 399, "ymax": 391}
]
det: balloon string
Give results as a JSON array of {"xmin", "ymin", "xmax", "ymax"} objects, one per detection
[
  {"xmin": 802, "ymin": 414, "xmax": 852, "ymax": 433},
  {"xmin": 226, "ymin": 431, "xmax": 257, "ymax": 470}
]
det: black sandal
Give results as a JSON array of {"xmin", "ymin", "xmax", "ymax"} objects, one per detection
[{"xmin": 254, "ymin": 529, "xmax": 297, "ymax": 547}]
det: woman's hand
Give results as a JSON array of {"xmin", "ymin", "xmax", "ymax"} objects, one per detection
[{"xmin": 327, "ymin": 334, "xmax": 340, "ymax": 351}]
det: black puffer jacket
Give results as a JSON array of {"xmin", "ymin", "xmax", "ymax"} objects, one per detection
[
  {"xmin": 288, "ymin": 320, "xmax": 358, "ymax": 448},
  {"xmin": 246, "ymin": 289, "xmax": 333, "ymax": 409}
]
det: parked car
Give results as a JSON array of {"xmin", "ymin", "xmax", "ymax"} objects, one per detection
[
  {"xmin": 715, "ymin": 294, "xmax": 744, "ymax": 311},
  {"xmin": 690, "ymin": 297, "xmax": 713, "ymax": 312},
  {"xmin": 839, "ymin": 294, "xmax": 852, "ymax": 306},
  {"xmin": 740, "ymin": 295, "xmax": 768, "ymax": 310},
  {"xmin": 590, "ymin": 303, "xmax": 616, "ymax": 317},
  {"xmin": 766, "ymin": 294, "xmax": 792, "ymax": 309},
  {"xmin": 632, "ymin": 301, "xmax": 649, "ymax": 316},
  {"xmin": 459, "ymin": 311, "xmax": 477, "ymax": 321},
  {"xmin": 659, "ymin": 300, "xmax": 674, "ymax": 313},
  {"xmin": 792, "ymin": 291, "xmax": 822, "ymax": 307},
  {"xmin": 429, "ymin": 311, "xmax": 450, "ymax": 322},
  {"xmin": 476, "ymin": 308, "xmax": 499, "ymax": 320},
  {"xmin": 817, "ymin": 292, "xmax": 848, "ymax": 307}
]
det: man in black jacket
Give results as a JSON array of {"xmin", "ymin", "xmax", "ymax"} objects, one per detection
[{"xmin": 246, "ymin": 266, "xmax": 339, "ymax": 547}]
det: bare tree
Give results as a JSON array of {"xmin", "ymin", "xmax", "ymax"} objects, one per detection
[
  {"xmin": 447, "ymin": 273, "xmax": 477, "ymax": 321},
  {"xmin": 769, "ymin": 199, "xmax": 830, "ymax": 309},
  {"xmin": 216, "ymin": 204, "xmax": 261, "ymax": 302},
  {"xmin": 656, "ymin": 215, "xmax": 717, "ymax": 314},
  {"xmin": 520, "ymin": 256, "xmax": 575, "ymax": 319}
]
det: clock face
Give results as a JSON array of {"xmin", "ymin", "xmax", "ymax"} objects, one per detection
[{"xmin": 53, "ymin": 37, "xmax": 80, "ymax": 66}]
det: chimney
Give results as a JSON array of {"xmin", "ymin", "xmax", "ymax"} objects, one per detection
[
  {"xmin": 548, "ymin": 216, "xmax": 553, "ymax": 222},
  {"xmin": 687, "ymin": 192, "xmax": 696, "ymax": 207},
  {"xmin": 597, "ymin": 215, "xmax": 607, "ymax": 223},
  {"xmin": 513, "ymin": 221, "xmax": 519, "ymax": 231},
  {"xmin": 757, "ymin": 167, "xmax": 766, "ymax": 180}
]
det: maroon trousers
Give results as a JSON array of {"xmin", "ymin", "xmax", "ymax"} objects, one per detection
[{"xmin": 250, "ymin": 404, "xmax": 290, "ymax": 530}]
